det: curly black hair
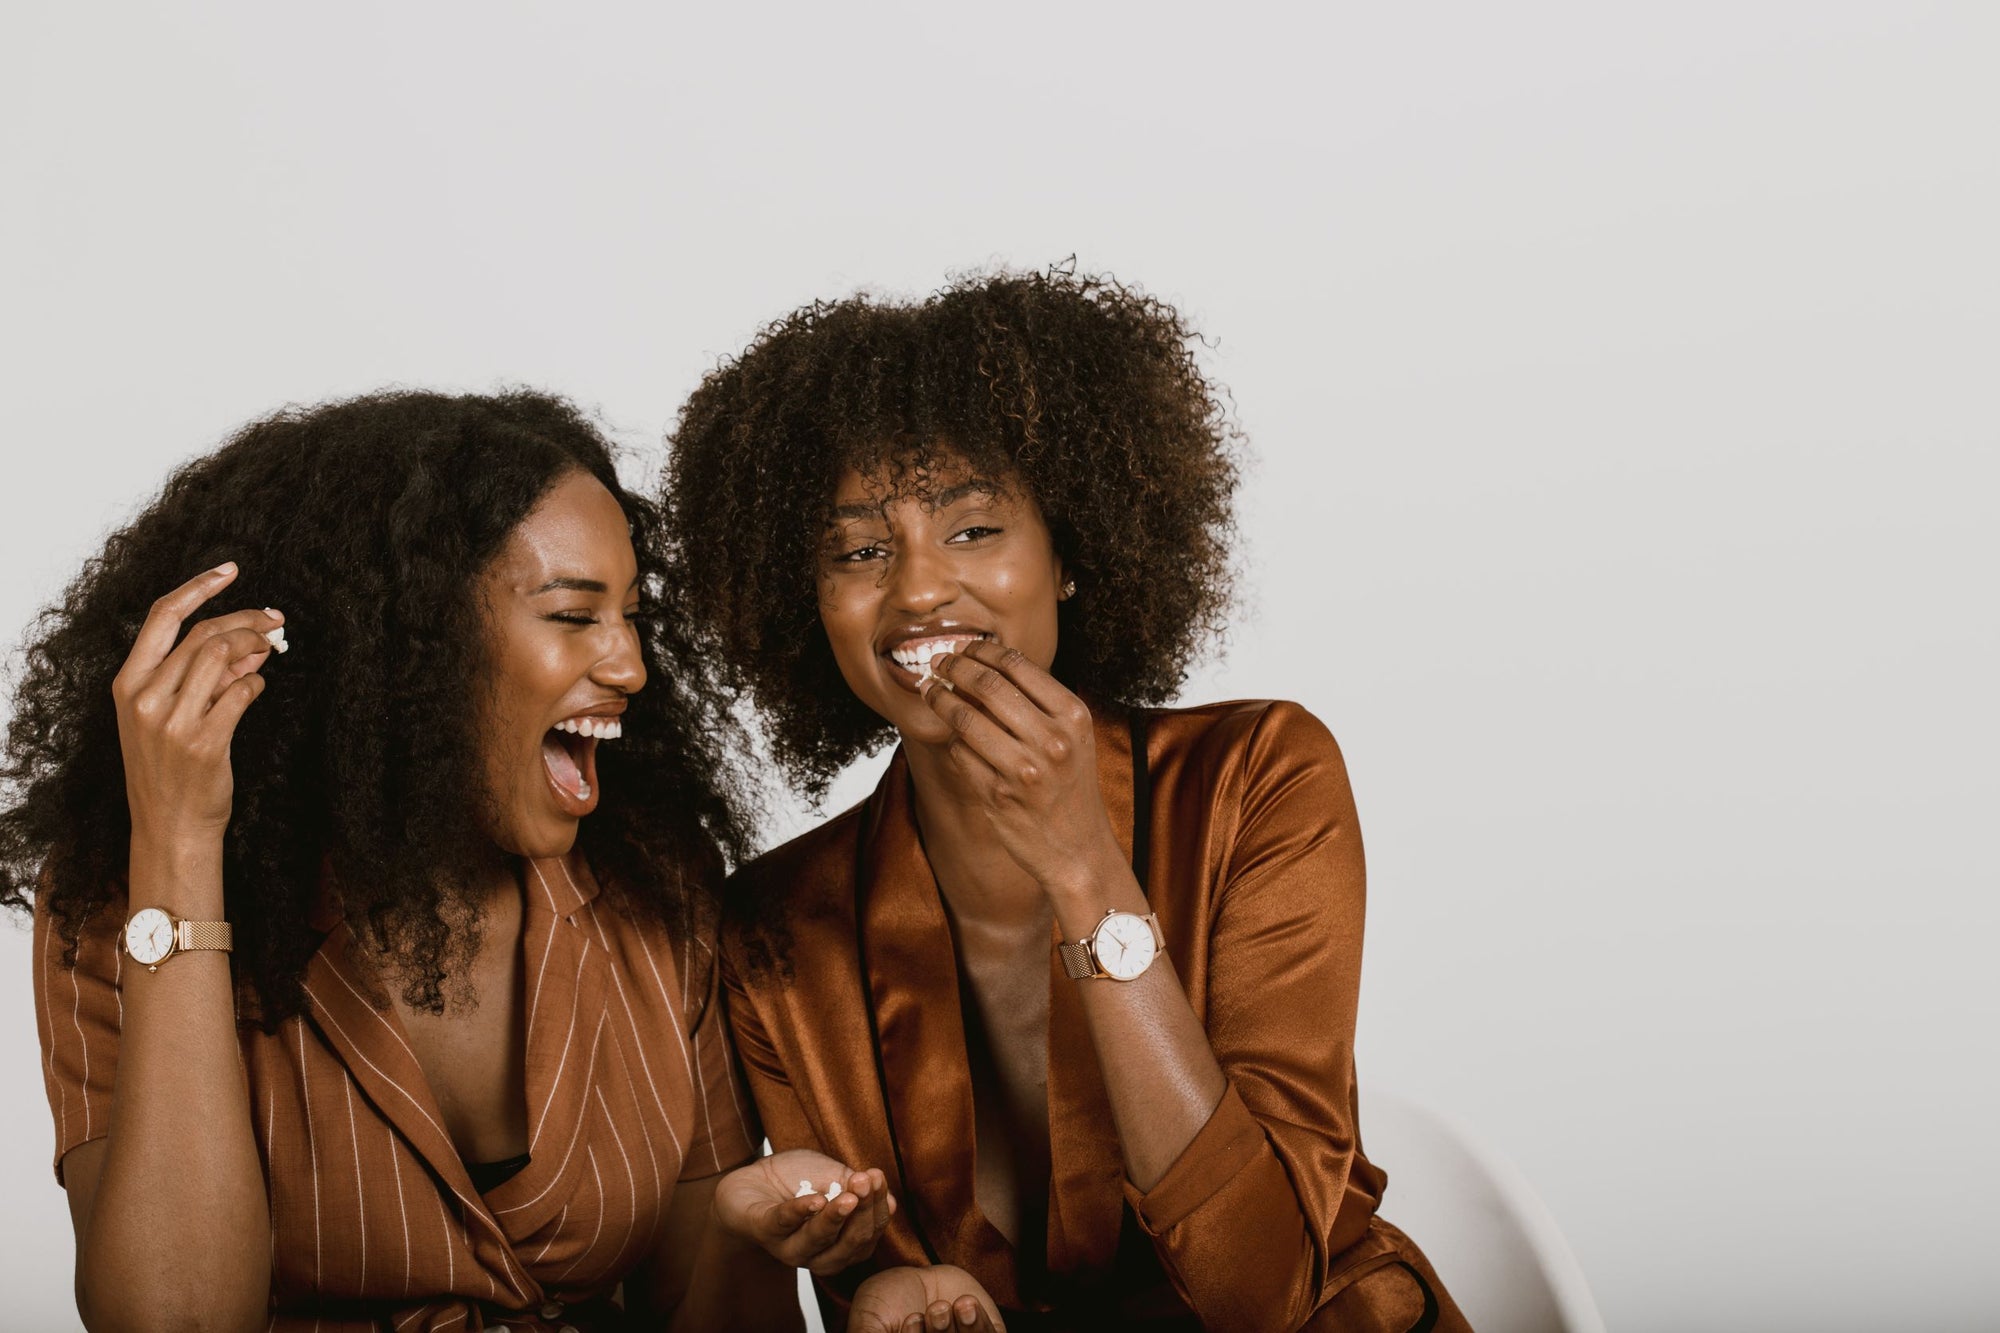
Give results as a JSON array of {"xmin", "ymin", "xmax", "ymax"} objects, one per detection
[
  {"xmin": 663, "ymin": 265, "xmax": 1242, "ymax": 801},
  {"xmin": 0, "ymin": 389, "xmax": 753, "ymax": 1024}
]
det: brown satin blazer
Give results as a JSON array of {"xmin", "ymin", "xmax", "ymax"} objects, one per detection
[
  {"xmin": 723, "ymin": 700, "xmax": 1472, "ymax": 1333},
  {"xmin": 34, "ymin": 852, "xmax": 756, "ymax": 1332}
]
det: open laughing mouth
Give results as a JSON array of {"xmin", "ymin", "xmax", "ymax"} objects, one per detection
[{"xmin": 541, "ymin": 713, "xmax": 622, "ymax": 817}]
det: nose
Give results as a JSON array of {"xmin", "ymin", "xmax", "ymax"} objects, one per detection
[
  {"xmin": 884, "ymin": 537, "xmax": 961, "ymax": 616},
  {"xmin": 592, "ymin": 620, "xmax": 647, "ymax": 696}
]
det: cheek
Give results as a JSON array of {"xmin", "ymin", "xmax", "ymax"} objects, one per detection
[
  {"xmin": 989, "ymin": 567, "xmax": 1063, "ymax": 666},
  {"xmin": 817, "ymin": 583, "xmax": 877, "ymax": 674}
]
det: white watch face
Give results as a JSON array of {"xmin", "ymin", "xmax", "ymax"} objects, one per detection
[
  {"xmin": 1093, "ymin": 912, "xmax": 1157, "ymax": 981},
  {"xmin": 125, "ymin": 907, "xmax": 174, "ymax": 965}
]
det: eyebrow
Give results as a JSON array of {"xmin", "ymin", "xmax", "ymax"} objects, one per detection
[
  {"xmin": 826, "ymin": 479, "xmax": 1001, "ymax": 523},
  {"xmin": 530, "ymin": 575, "xmax": 642, "ymax": 595}
]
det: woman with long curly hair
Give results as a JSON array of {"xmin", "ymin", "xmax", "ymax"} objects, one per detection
[
  {"xmin": 2, "ymin": 390, "xmax": 905, "ymax": 1332},
  {"xmin": 664, "ymin": 268, "xmax": 1474, "ymax": 1331}
]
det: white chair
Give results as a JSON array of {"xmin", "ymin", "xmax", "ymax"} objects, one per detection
[{"xmin": 1363, "ymin": 1088, "xmax": 1606, "ymax": 1333}]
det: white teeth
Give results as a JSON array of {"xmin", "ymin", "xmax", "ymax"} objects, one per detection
[
  {"xmin": 555, "ymin": 717, "xmax": 621, "ymax": 740},
  {"xmin": 889, "ymin": 635, "xmax": 983, "ymax": 670}
]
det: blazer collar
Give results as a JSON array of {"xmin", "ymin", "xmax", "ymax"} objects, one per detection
[
  {"xmin": 298, "ymin": 850, "xmax": 611, "ymax": 1303},
  {"xmin": 857, "ymin": 708, "xmax": 1139, "ymax": 1304}
]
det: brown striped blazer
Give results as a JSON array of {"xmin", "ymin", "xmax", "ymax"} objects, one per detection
[{"xmin": 33, "ymin": 851, "xmax": 756, "ymax": 1332}]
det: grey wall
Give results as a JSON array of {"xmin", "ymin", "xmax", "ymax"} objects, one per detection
[{"xmin": 3, "ymin": 5, "xmax": 1995, "ymax": 1330}]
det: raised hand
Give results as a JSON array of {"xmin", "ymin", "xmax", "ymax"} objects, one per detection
[
  {"xmin": 920, "ymin": 638, "xmax": 1122, "ymax": 894},
  {"xmin": 711, "ymin": 1147, "xmax": 896, "ymax": 1276},
  {"xmin": 848, "ymin": 1264, "xmax": 1006, "ymax": 1333},
  {"xmin": 112, "ymin": 562, "xmax": 282, "ymax": 849}
]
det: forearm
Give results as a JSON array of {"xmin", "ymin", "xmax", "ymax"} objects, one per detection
[
  {"xmin": 77, "ymin": 835, "xmax": 269, "ymax": 1333},
  {"xmin": 1045, "ymin": 833, "xmax": 1228, "ymax": 1191},
  {"xmin": 1050, "ymin": 841, "xmax": 1345, "ymax": 1331}
]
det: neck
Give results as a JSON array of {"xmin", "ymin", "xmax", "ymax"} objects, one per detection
[{"xmin": 902, "ymin": 734, "xmax": 1047, "ymax": 929}]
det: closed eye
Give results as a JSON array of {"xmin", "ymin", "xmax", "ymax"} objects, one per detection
[{"xmin": 548, "ymin": 605, "xmax": 649, "ymax": 627}]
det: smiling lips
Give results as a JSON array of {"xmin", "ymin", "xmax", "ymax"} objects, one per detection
[
  {"xmin": 885, "ymin": 632, "xmax": 990, "ymax": 689},
  {"xmin": 542, "ymin": 712, "xmax": 622, "ymax": 816}
]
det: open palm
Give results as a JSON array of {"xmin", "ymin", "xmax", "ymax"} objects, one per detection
[
  {"xmin": 848, "ymin": 1264, "xmax": 1005, "ymax": 1333},
  {"xmin": 712, "ymin": 1148, "xmax": 895, "ymax": 1276}
]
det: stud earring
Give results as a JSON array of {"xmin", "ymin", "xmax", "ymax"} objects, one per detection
[{"xmin": 1059, "ymin": 577, "xmax": 1077, "ymax": 600}]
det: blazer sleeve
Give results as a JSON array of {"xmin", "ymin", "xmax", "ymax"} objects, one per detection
[
  {"xmin": 718, "ymin": 942, "xmax": 822, "ymax": 1158},
  {"xmin": 675, "ymin": 909, "xmax": 762, "ymax": 1179},
  {"xmin": 33, "ymin": 894, "xmax": 126, "ymax": 1184},
  {"xmin": 1122, "ymin": 702, "xmax": 1385, "ymax": 1332}
]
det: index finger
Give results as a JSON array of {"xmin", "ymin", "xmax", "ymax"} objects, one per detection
[
  {"xmin": 952, "ymin": 636, "xmax": 1080, "ymax": 716},
  {"xmin": 766, "ymin": 1189, "xmax": 832, "ymax": 1240},
  {"xmin": 951, "ymin": 638, "xmax": 1077, "ymax": 718},
  {"xmin": 128, "ymin": 562, "xmax": 240, "ymax": 675}
]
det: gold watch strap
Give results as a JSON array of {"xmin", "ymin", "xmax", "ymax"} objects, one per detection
[
  {"xmin": 174, "ymin": 919, "xmax": 234, "ymax": 954},
  {"xmin": 1057, "ymin": 939, "xmax": 1098, "ymax": 980}
]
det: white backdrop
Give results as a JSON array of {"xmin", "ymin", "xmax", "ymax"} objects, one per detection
[{"xmin": 4, "ymin": 5, "xmax": 1996, "ymax": 1331}]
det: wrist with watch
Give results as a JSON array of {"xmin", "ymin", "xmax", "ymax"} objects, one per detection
[
  {"xmin": 122, "ymin": 906, "xmax": 233, "ymax": 971},
  {"xmin": 1058, "ymin": 908, "xmax": 1164, "ymax": 982}
]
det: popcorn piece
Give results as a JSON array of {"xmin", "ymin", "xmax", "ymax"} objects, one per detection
[
  {"xmin": 264, "ymin": 626, "xmax": 288, "ymax": 654},
  {"xmin": 795, "ymin": 1179, "xmax": 818, "ymax": 1199},
  {"xmin": 824, "ymin": 1180, "xmax": 844, "ymax": 1201}
]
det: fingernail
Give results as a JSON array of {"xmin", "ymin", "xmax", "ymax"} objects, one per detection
[
  {"xmin": 213, "ymin": 561, "xmax": 237, "ymax": 576},
  {"xmin": 263, "ymin": 607, "xmax": 285, "ymax": 623},
  {"xmin": 957, "ymin": 1302, "xmax": 978, "ymax": 1327},
  {"xmin": 806, "ymin": 1197, "xmax": 824, "ymax": 1213}
]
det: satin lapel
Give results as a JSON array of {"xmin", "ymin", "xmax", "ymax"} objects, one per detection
[
  {"xmin": 1044, "ymin": 708, "xmax": 1137, "ymax": 1276},
  {"xmin": 858, "ymin": 751, "xmax": 1016, "ymax": 1301},
  {"xmin": 482, "ymin": 855, "xmax": 611, "ymax": 1239}
]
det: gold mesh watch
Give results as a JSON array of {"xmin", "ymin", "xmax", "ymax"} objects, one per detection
[
  {"xmin": 1058, "ymin": 909, "xmax": 1164, "ymax": 981},
  {"xmin": 121, "ymin": 906, "xmax": 233, "ymax": 972}
]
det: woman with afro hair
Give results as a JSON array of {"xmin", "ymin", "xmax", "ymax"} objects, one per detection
[
  {"xmin": 3, "ymin": 390, "xmax": 908, "ymax": 1332},
  {"xmin": 664, "ymin": 268, "xmax": 1473, "ymax": 1332}
]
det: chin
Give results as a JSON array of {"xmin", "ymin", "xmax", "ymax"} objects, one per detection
[
  {"xmin": 886, "ymin": 704, "xmax": 958, "ymax": 748},
  {"xmin": 497, "ymin": 816, "xmax": 582, "ymax": 862}
]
